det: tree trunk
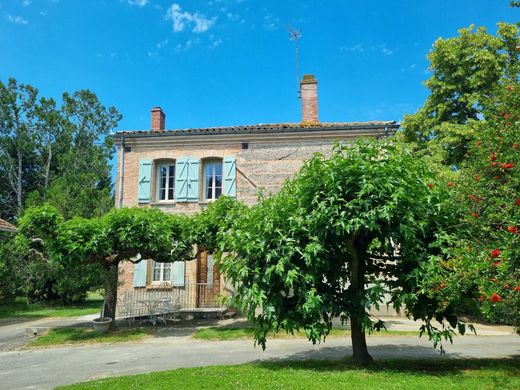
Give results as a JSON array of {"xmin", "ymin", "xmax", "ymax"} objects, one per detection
[
  {"xmin": 102, "ymin": 263, "xmax": 119, "ymax": 328},
  {"xmin": 16, "ymin": 148, "xmax": 23, "ymax": 216},
  {"xmin": 44, "ymin": 144, "xmax": 52, "ymax": 189},
  {"xmin": 348, "ymin": 237, "xmax": 373, "ymax": 365}
]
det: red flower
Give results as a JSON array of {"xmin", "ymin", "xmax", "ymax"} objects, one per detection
[
  {"xmin": 472, "ymin": 211, "xmax": 478, "ymax": 218},
  {"xmin": 475, "ymin": 175, "xmax": 481, "ymax": 181},
  {"xmin": 469, "ymin": 194, "xmax": 475, "ymax": 201},
  {"xmin": 516, "ymin": 198, "xmax": 520, "ymax": 206},
  {"xmin": 440, "ymin": 281, "xmax": 446, "ymax": 289},
  {"xmin": 489, "ymin": 293, "xmax": 502, "ymax": 303},
  {"xmin": 504, "ymin": 113, "xmax": 511, "ymax": 119},
  {"xmin": 490, "ymin": 249, "xmax": 501, "ymax": 258},
  {"xmin": 478, "ymin": 295, "xmax": 486, "ymax": 302},
  {"xmin": 491, "ymin": 162, "xmax": 498, "ymax": 167},
  {"xmin": 447, "ymin": 182, "xmax": 454, "ymax": 187},
  {"xmin": 504, "ymin": 284, "xmax": 510, "ymax": 289},
  {"xmin": 490, "ymin": 277, "xmax": 497, "ymax": 282},
  {"xmin": 514, "ymin": 143, "xmax": 519, "ymax": 149},
  {"xmin": 427, "ymin": 183, "xmax": 434, "ymax": 189},
  {"xmin": 507, "ymin": 85, "xmax": 513, "ymax": 91},
  {"xmin": 515, "ymin": 286, "xmax": 520, "ymax": 291},
  {"xmin": 492, "ymin": 261, "xmax": 501, "ymax": 267},
  {"xmin": 476, "ymin": 140, "xmax": 482, "ymax": 147},
  {"xmin": 490, "ymin": 154, "xmax": 497, "ymax": 161},
  {"xmin": 501, "ymin": 162, "xmax": 514, "ymax": 169},
  {"xmin": 507, "ymin": 226, "xmax": 519, "ymax": 234}
]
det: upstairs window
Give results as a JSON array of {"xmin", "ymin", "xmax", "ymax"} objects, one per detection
[
  {"xmin": 157, "ymin": 163, "xmax": 175, "ymax": 201},
  {"xmin": 204, "ymin": 159, "xmax": 222, "ymax": 201}
]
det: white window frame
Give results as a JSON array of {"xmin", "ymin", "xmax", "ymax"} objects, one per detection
[
  {"xmin": 204, "ymin": 159, "xmax": 223, "ymax": 201},
  {"xmin": 151, "ymin": 261, "xmax": 172, "ymax": 284},
  {"xmin": 156, "ymin": 162, "xmax": 175, "ymax": 202}
]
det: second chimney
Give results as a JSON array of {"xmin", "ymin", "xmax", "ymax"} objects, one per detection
[
  {"xmin": 300, "ymin": 74, "xmax": 319, "ymax": 123},
  {"xmin": 151, "ymin": 107, "xmax": 166, "ymax": 131}
]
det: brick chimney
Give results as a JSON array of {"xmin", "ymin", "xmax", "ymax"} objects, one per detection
[
  {"xmin": 151, "ymin": 107, "xmax": 165, "ymax": 131},
  {"xmin": 300, "ymin": 74, "xmax": 319, "ymax": 123}
]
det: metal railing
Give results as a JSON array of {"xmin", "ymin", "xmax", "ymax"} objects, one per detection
[{"xmin": 116, "ymin": 282, "xmax": 224, "ymax": 318}]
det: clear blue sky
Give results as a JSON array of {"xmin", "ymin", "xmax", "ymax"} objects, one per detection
[{"xmin": 1, "ymin": 1, "xmax": 518, "ymax": 129}]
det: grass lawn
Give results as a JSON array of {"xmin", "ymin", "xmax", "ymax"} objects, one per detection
[
  {"xmin": 0, "ymin": 292, "xmax": 103, "ymax": 319},
  {"xmin": 57, "ymin": 358, "xmax": 520, "ymax": 389},
  {"xmin": 192, "ymin": 326, "xmax": 418, "ymax": 341},
  {"xmin": 27, "ymin": 327, "xmax": 151, "ymax": 347}
]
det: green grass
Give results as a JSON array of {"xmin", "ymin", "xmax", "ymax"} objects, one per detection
[
  {"xmin": 57, "ymin": 358, "xmax": 520, "ymax": 389},
  {"xmin": 0, "ymin": 292, "xmax": 103, "ymax": 319},
  {"xmin": 27, "ymin": 327, "xmax": 151, "ymax": 347},
  {"xmin": 192, "ymin": 327, "xmax": 419, "ymax": 341}
]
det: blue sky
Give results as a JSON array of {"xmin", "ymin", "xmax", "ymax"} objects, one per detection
[{"xmin": 1, "ymin": 0, "xmax": 518, "ymax": 131}]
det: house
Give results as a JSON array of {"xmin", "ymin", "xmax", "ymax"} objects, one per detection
[
  {"xmin": 113, "ymin": 74, "xmax": 399, "ymax": 317},
  {"xmin": 0, "ymin": 218, "xmax": 17, "ymax": 233}
]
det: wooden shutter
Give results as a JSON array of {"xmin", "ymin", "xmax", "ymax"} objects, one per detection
[
  {"xmin": 175, "ymin": 158, "xmax": 188, "ymax": 202},
  {"xmin": 223, "ymin": 156, "xmax": 236, "ymax": 198},
  {"xmin": 171, "ymin": 261, "xmax": 185, "ymax": 287},
  {"xmin": 138, "ymin": 160, "xmax": 152, "ymax": 203},
  {"xmin": 186, "ymin": 158, "xmax": 199, "ymax": 202},
  {"xmin": 133, "ymin": 260, "xmax": 148, "ymax": 287}
]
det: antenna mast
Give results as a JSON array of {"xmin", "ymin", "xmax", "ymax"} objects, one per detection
[{"xmin": 287, "ymin": 25, "xmax": 302, "ymax": 99}]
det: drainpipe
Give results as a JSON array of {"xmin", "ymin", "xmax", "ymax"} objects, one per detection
[{"xmin": 117, "ymin": 136, "xmax": 125, "ymax": 209}]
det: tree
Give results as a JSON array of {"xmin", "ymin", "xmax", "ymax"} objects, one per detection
[
  {"xmin": 401, "ymin": 23, "xmax": 520, "ymax": 166},
  {"xmin": 0, "ymin": 78, "xmax": 39, "ymax": 218},
  {"xmin": 435, "ymin": 83, "xmax": 520, "ymax": 332},
  {"xmin": 18, "ymin": 206, "xmax": 193, "ymax": 324},
  {"xmin": 43, "ymin": 90, "xmax": 121, "ymax": 219},
  {"xmin": 218, "ymin": 140, "xmax": 465, "ymax": 364}
]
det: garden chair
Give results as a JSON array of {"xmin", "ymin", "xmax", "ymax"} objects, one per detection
[
  {"xmin": 117, "ymin": 294, "xmax": 140, "ymax": 326},
  {"xmin": 155, "ymin": 297, "xmax": 182, "ymax": 325}
]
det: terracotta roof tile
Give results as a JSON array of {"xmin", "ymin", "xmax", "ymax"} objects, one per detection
[{"xmin": 114, "ymin": 121, "xmax": 399, "ymax": 138}]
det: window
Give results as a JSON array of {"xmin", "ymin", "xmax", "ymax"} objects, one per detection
[
  {"xmin": 152, "ymin": 261, "xmax": 171, "ymax": 283},
  {"xmin": 204, "ymin": 160, "xmax": 222, "ymax": 201},
  {"xmin": 157, "ymin": 163, "xmax": 175, "ymax": 201}
]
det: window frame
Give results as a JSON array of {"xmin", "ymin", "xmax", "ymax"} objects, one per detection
[
  {"xmin": 203, "ymin": 158, "xmax": 223, "ymax": 202},
  {"xmin": 150, "ymin": 261, "xmax": 172, "ymax": 285},
  {"xmin": 155, "ymin": 160, "xmax": 176, "ymax": 202}
]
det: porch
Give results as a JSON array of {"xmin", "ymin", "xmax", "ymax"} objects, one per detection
[{"xmin": 116, "ymin": 282, "xmax": 227, "ymax": 321}]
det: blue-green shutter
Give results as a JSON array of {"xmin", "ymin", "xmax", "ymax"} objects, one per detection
[
  {"xmin": 133, "ymin": 260, "xmax": 147, "ymax": 287},
  {"xmin": 223, "ymin": 156, "xmax": 236, "ymax": 198},
  {"xmin": 186, "ymin": 158, "xmax": 199, "ymax": 202},
  {"xmin": 138, "ymin": 160, "xmax": 152, "ymax": 203},
  {"xmin": 171, "ymin": 261, "xmax": 185, "ymax": 287},
  {"xmin": 175, "ymin": 158, "xmax": 188, "ymax": 202}
]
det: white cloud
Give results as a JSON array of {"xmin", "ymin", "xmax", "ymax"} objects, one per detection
[
  {"xmin": 128, "ymin": 0, "xmax": 148, "ymax": 7},
  {"xmin": 262, "ymin": 13, "xmax": 278, "ymax": 31},
  {"xmin": 340, "ymin": 43, "xmax": 395, "ymax": 56},
  {"xmin": 166, "ymin": 3, "xmax": 216, "ymax": 33},
  {"xmin": 21, "ymin": 0, "xmax": 31, "ymax": 6},
  {"xmin": 6, "ymin": 14, "xmax": 28, "ymax": 24}
]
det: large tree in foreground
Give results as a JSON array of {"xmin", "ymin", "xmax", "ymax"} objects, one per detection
[
  {"xmin": 18, "ymin": 206, "xmax": 192, "ymax": 323},
  {"xmin": 219, "ymin": 140, "xmax": 467, "ymax": 364}
]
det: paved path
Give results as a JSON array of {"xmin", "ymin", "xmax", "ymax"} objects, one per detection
[
  {"xmin": 0, "ymin": 316, "xmax": 516, "ymax": 389},
  {"xmin": 0, "ymin": 332, "xmax": 519, "ymax": 389}
]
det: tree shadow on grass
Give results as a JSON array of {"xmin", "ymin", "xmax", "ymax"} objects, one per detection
[{"xmin": 257, "ymin": 353, "xmax": 520, "ymax": 376}]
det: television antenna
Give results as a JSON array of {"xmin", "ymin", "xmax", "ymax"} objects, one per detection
[{"xmin": 287, "ymin": 25, "xmax": 302, "ymax": 99}]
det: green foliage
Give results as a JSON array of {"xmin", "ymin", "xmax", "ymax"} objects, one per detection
[
  {"xmin": 219, "ymin": 140, "xmax": 461, "ymax": 356},
  {"xmin": 436, "ymin": 82, "xmax": 520, "ymax": 331},
  {"xmin": 190, "ymin": 196, "xmax": 246, "ymax": 252},
  {"xmin": 401, "ymin": 23, "xmax": 520, "ymax": 166}
]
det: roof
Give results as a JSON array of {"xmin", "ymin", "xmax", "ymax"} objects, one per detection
[
  {"xmin": 0, "ymin": 218, "xmax": 17, "ymax": 233},
  {"xmin": 114, "ymin": 121, "xmax": 399, "ymax": 138}
]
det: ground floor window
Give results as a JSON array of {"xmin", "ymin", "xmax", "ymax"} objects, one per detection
[{"xmin": 152, "ymin": 261, "xmax": 172, "ymax": 283}]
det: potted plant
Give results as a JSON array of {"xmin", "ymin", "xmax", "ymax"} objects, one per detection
[{"xmin": 92, "ymin": 300, "xmax": 113, "ymax": 333}]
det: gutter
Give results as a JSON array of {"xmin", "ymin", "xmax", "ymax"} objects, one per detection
[{"xmin": 117, "ymin": 135, "xmax": 125, "ymax": 209}]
